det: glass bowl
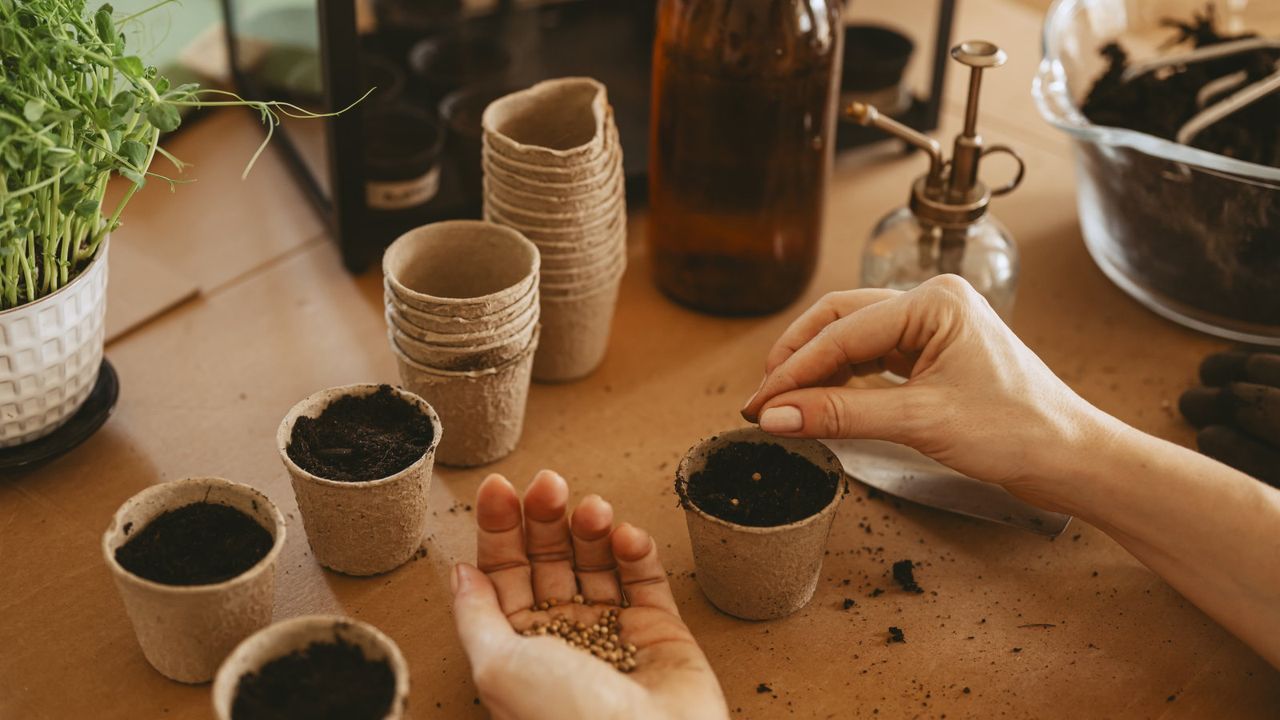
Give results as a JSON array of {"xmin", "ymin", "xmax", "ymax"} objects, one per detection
[{"xmin": 1034, "ymin": 0, "xmax": 1280, "ymax": 345}]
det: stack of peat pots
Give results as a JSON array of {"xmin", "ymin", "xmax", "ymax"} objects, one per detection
[
  {"xmin": 482, "ymin": 77, "xmax": 626, "ymax": 382},
  {"xmin": 383, "ymin": 220, "xmax": 540, "ymax": 467}
]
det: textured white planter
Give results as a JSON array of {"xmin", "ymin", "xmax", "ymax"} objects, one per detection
[
  {"xmin": 212, "ymin": 615, "xmax": 410, "ymax": 720},
  {"xmin": 677, "ymin": 428, "xmax": 845, "ymax": 621},
  {"xmin": 0, "ymin": 239, "xmax": 108, "ymax": 447},
  {"xmin": 277, "ymin": 384, "xmax": 442, "ymax": 576},
  {"xmin": 102, "ymin": 476, "xmax": 287, "ymax": 683}
]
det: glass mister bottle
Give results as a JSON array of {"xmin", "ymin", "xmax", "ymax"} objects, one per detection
[
  {"xmin": 847, "ymin": 41, "xmax": 1025, "ymax": 318},
  {"xmin": 648, "ymin": 0, "xmax": 843, "ymax": 316}
]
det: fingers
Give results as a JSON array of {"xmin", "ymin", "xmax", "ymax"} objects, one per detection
[
  {"xmin": 475, "ymin": 474, "xmax": 535, "ymax": 616},
  {"xmin": 744, "ymin": 294, "xmax": 917, "ymax": 421},
  {"xmin": 1200, "ymin": 351, "xmax": 1280, "ymax": 387},
  {"xmin": 1180, "ymin": 382, "xmax": 1280, "ymax": 446},
  {"xmin": 612, "ymin": 522, "xmax": 680, "ymax": 616},
  {"xmin": 522, "ymin": 470, "xmax": 578, "ymax": 603},
  {"xmin": 762, "ymin": 289, "xmax": 902, "ymax": 374},
  {"xmin": 1233, "ymin": 382, "xmax": 1280, "ymax": 446},
  {"xmin": 451, "ymin": 562, "xmax": 517, "ymax": 666},
  {"xmin": 570, "ymin": 495, "xmax": 623, "ymax": 604},
  {"xmin": 1197, "ymin": 425, "xmax": 1280, "ymax": 487},
  {"xmin": 757, "ymin": 385, "xmax": 933, "ymax": 444}
]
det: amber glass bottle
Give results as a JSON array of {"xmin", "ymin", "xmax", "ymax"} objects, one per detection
[{"xmin": 648, "ymin": 0, "xmax": 842, "ymax": 315}]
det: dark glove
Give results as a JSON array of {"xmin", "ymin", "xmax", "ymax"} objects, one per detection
[{"xmin": 1179, "ymin": 351, "xmax": 1280, "ymax": 487}]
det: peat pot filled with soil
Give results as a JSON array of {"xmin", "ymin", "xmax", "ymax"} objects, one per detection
[
  {"xmin": 676, "ymin": 427, "xmax": 845, "ymax": 620},
  {"xmin": 212, "ymin": 615, "xmax": 410, "ymax": 720},
  {"xmin": 102, "ymin": 477, "xmax": 287, "ymax": 683},
  {"xmin": 277, "ymin": 384, "xmax": 442, "ymax": 576}
]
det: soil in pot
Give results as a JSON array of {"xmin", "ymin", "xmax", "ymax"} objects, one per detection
[
  {"xmin": 678, "ymin": 441, "xmax": 840, "ymax": 527},
  {"xmin": 287, "ymin": 385, "xmax": 434, "ymax": 482},
  {"xmin": 114, "ymin": 502, "xmax": 273, "ymax": 586},
  {"xmin": 231, "ymin": 638, "xmax": 396, "ymax": 720}
]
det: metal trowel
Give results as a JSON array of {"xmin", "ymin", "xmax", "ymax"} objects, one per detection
[{"xmin": 822, "ymin": 437, "xmax": 1071, "ymax": 537}]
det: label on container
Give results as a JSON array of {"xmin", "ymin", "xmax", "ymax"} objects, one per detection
[{"xmin": 366, "ymin": 166, "xmax": 441, "ymax": 210}]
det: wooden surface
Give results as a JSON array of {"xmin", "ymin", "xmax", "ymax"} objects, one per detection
[{"xmin": 3, "ymin": 0, "xmax": 1279, "ymax": 717}]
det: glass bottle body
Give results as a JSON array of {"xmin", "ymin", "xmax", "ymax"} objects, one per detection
[
  {"xmin": 861, "ymin": 208, "xmax": 1019, "ymax": 318},
  {"xmin": 648, "ymin": 0, "xmax": 842, "ymax": 316}
]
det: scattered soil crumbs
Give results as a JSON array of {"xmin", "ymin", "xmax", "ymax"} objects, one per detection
[
  {"xmin": 679, "ymin": 441, "xmax": 839, "ymax": 527},
  {"xmin": 842, "ymin": 598, "xmax": 856, "ymax": 610},
  {"xmin": 887, "ymin": 627, "xmax": 905, "ymax": 644},
  {"xmin": 892, "ymin": 559, "xmax": 924, "ymax": 593},
  {"xmin": 756, "ymin": 683, "xmax": 772, "ymax": 694},
  {"xmin": 232, "ymin": 637, "xmax": 395, "ymax": 720},
  {"xmin": 288, "ymin": 385, "xmax": 434, "ymax": 482},
  {"xmin": 116, "ymin": 502, "xmax": 272, "ymax": 586}
]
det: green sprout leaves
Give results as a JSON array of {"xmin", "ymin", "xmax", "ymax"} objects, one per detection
[{"xmin": 0, "ymin": 0, "xmax": 355, "ymax": 309}]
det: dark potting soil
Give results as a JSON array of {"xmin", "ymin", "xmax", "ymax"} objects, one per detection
[
  {"xmin": 1077, "ymin": 8, "xmax": 1280, "ymax": 326},
  {"xmin": 679, "ymin": 441, "xmax": 840, "ymax": 527},
  {"xmin": 887, "ymin": 626, "xmax": 905, "ymax": 644},
  {"xmin": 892, "ymin": 559, "xmax": 924, "ymax": 594},
  {"xmin": 232, "ymin": 637, "xmax": 396, "ymax": 720},
  {"xmin": 287, "ymin": 385, "xmax": 434, "ymax": 482},
  {"xmin": 1082, "ymin": 9, "xmax": 1280, "ymax": 168},
  {"xmin": 115, "ymin": 502, "xmax": 273, "ymax": 586}
]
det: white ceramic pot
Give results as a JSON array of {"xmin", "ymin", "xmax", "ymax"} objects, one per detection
[
  {"xmin": 212, "ymin": 615, "xmax": 410, "ymax": 720},
  {"xmin": 0, "ymin": 239, "xmax": 108, "ymax": 447}
]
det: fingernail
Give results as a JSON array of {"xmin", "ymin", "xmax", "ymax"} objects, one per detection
[
  {"xmin": 760, "ymin": 406, "xmax": 803, "ymax": 433},
  {"xmin": 741, "ymin": 375, "xmax": 767, "ymax": 411},
  {"xmin": 450, "ymin": 563, "xmax": 460, "ymax": 594}
]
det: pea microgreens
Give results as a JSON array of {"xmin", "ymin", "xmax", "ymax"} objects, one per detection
[{"xmin": 0, "ymin": 0, "xmax": 362, "ymax": 310}]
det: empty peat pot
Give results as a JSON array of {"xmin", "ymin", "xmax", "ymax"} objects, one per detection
[
  {"xmin": 676, "ymin": 428, "xmax": 845, "ymax": 620},
  {"xmin": 390, "ymin": 326, "xmax": 539, "ymax": 466},
  {"xmin": 102, "ymin": 477, "xmax": 287, "ymax": 683},
  {"xmin": 212, "ymin": 615, "xmax": 409, "ymax": 720},
  {"xmin": 482, "ymin": 77, "xmax": 612, "ymax": 168},
  {"xmin": 382, "ymin": 220, "xmax": 541, "ymax": 319},
  {"xmin": 277, "ymin": 384, "xmax": 441, "ymax": 576}
]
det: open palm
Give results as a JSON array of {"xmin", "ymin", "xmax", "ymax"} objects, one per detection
[{"xmin": 451, "ymin": 471, "xmax": 729, "ymax": 720}]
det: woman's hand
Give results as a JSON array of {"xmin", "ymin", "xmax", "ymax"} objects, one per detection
[
  {"xmin": 741, "ymin": 275, "xmax": 1280, "ymax": 668},
  {"xmin": 740, "ymin": 275, "xmax": 1118, "ymax": 508},
  {"xmin": 451, "ymin": 471, "xmax": 729, "ymax": 720}
]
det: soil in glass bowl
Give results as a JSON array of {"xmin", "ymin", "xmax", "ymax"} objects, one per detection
[{"xmin": 1077, "ymin": 8, "xmax": 1280, "ymax": 327}]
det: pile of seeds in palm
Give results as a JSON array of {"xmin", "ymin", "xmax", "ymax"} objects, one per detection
[{"xmin": 520, "ymin": 596, "xmax": 638, "ymax": 672}]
